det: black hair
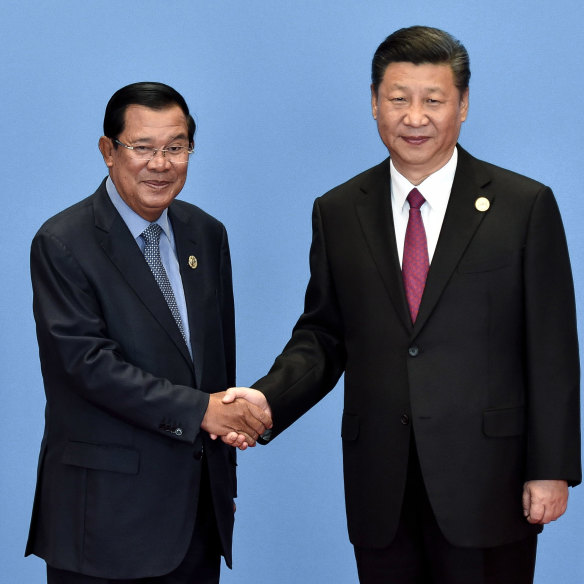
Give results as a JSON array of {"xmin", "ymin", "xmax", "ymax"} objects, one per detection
[
  {"xmin": 371, "ymin": 26, "xmax": 470, "ymax": 95},
  {"xmin": 103, "ymin": 82, "xmax": 196, "ymax": 146}
]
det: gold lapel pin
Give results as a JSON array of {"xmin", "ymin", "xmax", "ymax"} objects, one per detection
[
  {"xmin": 475, "ymin": 197, "xmax": 490, "ymax": 212},
  {"xmin": 188, "ymin": 255, "xmax": 198, "ymax": 269}
]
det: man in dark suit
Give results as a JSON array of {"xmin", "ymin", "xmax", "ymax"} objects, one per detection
[
  {"xmin": 26, "ymin": 82, "xmax": 271, "ymax": 584},
  {"xmin": 223, "ymin": 27, "xmax": 581, "ymax": 583}
]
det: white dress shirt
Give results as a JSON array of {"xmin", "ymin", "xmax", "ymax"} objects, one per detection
[{"xmin": 390, "ymin": 147, "xmax": 458, "ymax": 266}]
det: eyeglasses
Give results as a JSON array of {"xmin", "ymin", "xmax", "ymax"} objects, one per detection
[{"xmin": 114, "ymin": 139, "xmax": 194, "ymax": 164}]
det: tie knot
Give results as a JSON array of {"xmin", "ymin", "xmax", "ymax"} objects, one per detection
[
  {"xmin": 407, "ymin": 188, "xmax": 426, "ymax": 210},
  {"xmin": 142, "ymin": 223, "xmax": 162, "ymax": 244}
]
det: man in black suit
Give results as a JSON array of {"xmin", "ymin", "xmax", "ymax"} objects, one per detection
[
  {"xmin": 26, "ymin": 82, "xmax": 271, "ymax": 584},
  {"xmin": 223, "ymin": 27, "xmax": 581, "ymax": 583}
]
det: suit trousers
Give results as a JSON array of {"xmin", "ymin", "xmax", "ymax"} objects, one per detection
[
  {"xmin": 354, "ymin": 436, "xmax": 537, "ymax": 584},
  {"xmin": 47, "ymin": 457, "xmax": 222, "ymax": 584}
]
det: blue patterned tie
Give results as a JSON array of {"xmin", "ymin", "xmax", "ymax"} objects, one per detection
[
  {"xmin": 402, "ymin": 188, "xmax": 429, "ymax": 323},
  {"xmin": 141, "ymin": 223, "xmax": 187, "ymax": 342}
]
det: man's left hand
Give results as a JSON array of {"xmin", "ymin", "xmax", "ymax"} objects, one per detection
[{"xmin": 522, "ymin": 480, "xmax": 569, "ymax": 524}]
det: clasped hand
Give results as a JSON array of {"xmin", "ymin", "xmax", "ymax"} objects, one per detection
[{"xmin": 201, "ymin": 388, "xmax": 272, "ymax": 449}]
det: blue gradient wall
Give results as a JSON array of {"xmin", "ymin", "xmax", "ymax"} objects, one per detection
[{"xmin": 2, "ymin": 2, "xmax": 582, "ymax": 582}]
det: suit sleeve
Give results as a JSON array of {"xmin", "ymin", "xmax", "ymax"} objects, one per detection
[
  {"xmin": 31, "ymin": 228, "xmax": 210, "ymax": 444},
  {"xmin": 254, "ymin": 198, "xmax": 346, "ymax": 439},
  {"xmin": 219, "ymin": 226, "xmax": 236, "ymax": 389},
  {"xmin": 523, "ymin": 187, "xmax": 581, "ymax": 485}
]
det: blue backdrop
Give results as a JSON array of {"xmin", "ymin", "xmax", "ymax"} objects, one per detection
[{"xmin": 2, "ymin": 1, "xmax": 582, "ymax": 582}]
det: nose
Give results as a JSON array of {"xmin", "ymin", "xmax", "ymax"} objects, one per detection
[
  {"xmin": 147, "ymin": 149, "xmax": 172, "ymax": 170},
  {"xmin": 404, "ymin": 102, "xmax": 428, "ymax": 127}
]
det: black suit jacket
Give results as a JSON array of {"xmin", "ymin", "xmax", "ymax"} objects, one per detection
[
  {"xmin": 26, "ymin": 179, "xmax": 237, "ymax": 579},
  {"xmin": 255, "ymin": 146, "xmax": 581, "ymax": 549}
]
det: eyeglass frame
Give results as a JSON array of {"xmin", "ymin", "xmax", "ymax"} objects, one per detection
[{"xmin": 113, "ymin": 138, "xmax": 194, "ymax": 163}]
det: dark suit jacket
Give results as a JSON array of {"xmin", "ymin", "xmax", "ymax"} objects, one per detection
[
  {"xmin": 255, "ymin": 146, "xmax": 581, "ymax": 549},
  {"xmin": 26, "ymin": 179, "xmax": 237, "ymax": 579}
]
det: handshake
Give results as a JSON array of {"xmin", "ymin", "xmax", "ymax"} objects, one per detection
[{"xmin": 201, "ymin": 387, "xmax": 272, "ymax": 450}]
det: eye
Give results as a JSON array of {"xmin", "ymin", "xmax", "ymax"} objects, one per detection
[
  {"xmin": 133, "ymin": 145, "xmax": 151, "ymax": 153},
  {"xmin": 166, "ymin": 145, "xmax": 184, "ymax": 153}
]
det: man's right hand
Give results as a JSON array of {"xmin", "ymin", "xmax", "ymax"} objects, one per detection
[
  {"xmin": 201, "ymin": 391, "xmax": 272, "ymax": 448},
  {"xmin": 216, "ymin": 387, "xmax": 273, "ymax": 449}
]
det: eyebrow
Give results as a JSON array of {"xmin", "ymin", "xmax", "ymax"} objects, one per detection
[
  {"xmin": 390, "ymin": 84, "xmax": 445, "ymax": 94},
  {"xmin": 130, "ymin": 133, "xmax": 190, "ymax": 144},
  {"xmin": 391, "ymin": 83, "xmax": 445, "ymax": 95}
]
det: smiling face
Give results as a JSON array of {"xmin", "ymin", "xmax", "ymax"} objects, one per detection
[
  {"xmin": 98, "ymin": 104, "xmax": 190, "ymax": 221},
  {"xmin": 371, "ymin": 62, "xmax": 469, "ymax": 185}
]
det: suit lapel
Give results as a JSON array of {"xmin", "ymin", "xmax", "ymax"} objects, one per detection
[
  {"xmin": 169, "ymin": 204, "xmax": 206, "ymax": 388},
  {"xmin": 413, "ymin": 147, "xmax": 494, "ymax": 335},
  {"xmin": 355, "ymin": 160, "xmax": 413, "ymax": 333},
  {"xmin": 92, "ymin": 182, "xmax": 193, "ymax": 369}
]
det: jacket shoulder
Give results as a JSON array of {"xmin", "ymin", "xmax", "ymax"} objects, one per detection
[
  {"xmin": 34, "ymin": 190, "xmax": 99, "ymax": 243},
  {"xmin": 458, "ymin": 147, "xmax": 550, "ymax": 194},
  {"xmin": 170, "ymin": 199, "xmax": 226, "ymax": 231},
  {"xmin": 318, "ymin": 159, "xmax": 390, "ymax": 205}
]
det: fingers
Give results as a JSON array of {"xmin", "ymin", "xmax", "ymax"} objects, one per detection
[
  {"xmin": 522, "ymin": 485, "xmax": 531, "ymax": 519},
  {"xmin": 233, "ymin": 399, "xmax": 269, "ymax": 437},
  {"xmin": 523, "ymin": 483, "xmax": 545, "ymax": 524},
  {"xmin": 235, "ymin": 397, "xmax": 272, "ymax": 429},
  {"xmin": 220, "ymin": 431, "xmax": 256, "ymax": 450},
  {"xmin": 526, "ymin": 501, "xmax": 545, "ymax": 524}
]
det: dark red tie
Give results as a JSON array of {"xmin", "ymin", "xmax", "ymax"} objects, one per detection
[{"xmin": 402, "ymin": 188, "xmax": 429, "ymax": 323}]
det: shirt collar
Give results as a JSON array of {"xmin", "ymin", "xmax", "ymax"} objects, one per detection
[
  {"xmin": 390, "ymin": 147, "xmax": 458, "ymax": 213},
  {"xmin": 106, "ymin": 176, "xmax": 171, "ymax": 241}
]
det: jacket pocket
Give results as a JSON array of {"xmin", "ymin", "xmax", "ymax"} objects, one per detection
[
  {"xmin": 341, "ymin": 413, "xmax": 359, "ymax": 441},
  {"xmin": 483, "ymin": 406, "xmax": 525, "ymax": 437},
  {"xmin": 458, "ymin": 253, "xmax": 513, "ymax": 274},
  {"xmin": 62, "ymin": 441, "xmax": 140, "ymax": 474}
]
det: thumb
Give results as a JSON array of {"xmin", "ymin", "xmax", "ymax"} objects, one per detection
[{"xmin": 222, "ymin": 387, "xmax": 246, "ymax": 403}]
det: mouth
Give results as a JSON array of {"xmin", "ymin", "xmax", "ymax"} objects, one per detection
[
  {"xmin": 143, "ymin": 180, "xmax": 172, "ymax": 189},
  {"xmin": 401, "ymin": 136, "xmax": 430, "ymax": 146}
]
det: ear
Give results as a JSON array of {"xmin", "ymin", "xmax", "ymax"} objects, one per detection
[
  {"xmin": 98, "ymin": 136, "xmax": 114, "ymax": 168},
  {"xmin": 370, "ymin": 84, "xmax": 378, "ymax": 120},
  {"xmin": 459, "ymin": 88, "xmax": 470, "ymax": 123}
]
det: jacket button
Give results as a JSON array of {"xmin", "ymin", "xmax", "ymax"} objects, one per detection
[
  {"xmin": 174, "ymin": 428, "xmax": 183, "ymax": 437},
  {"xmin": 408, "ymin": 346, "xmax": 419, "ymax": 357},
  {"xmin": 400, "ymin": 414, "xmax": 410, "ymax": 425},
  {"xmin": 193, "ymin": 447, "xmax": 204, "ymax": 460}
]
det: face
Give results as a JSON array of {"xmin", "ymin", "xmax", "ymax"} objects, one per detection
[
  {"xmin": 371, "ymin": 62, "xmax": 469, "ymax": 184},
  {"xmin": 99, "ymin": 104, "xmax": 190, "ymax": 221}
]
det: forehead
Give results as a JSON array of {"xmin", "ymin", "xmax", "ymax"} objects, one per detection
[
  {"xmin": 381, "ymin": 62, "xmax": 457, "ymax": 91},
  {"xmin": 122, "ymin": 104, "xmax": 188, "ymax": 138}
]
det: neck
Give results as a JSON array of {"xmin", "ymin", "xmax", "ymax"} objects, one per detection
[{"xmin": 392, "ymin": 149, "xmax": 457, "ymax": 186}]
